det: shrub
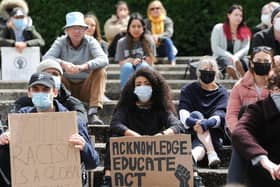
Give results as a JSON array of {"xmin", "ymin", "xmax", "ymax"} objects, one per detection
[{"xmin": 26, "ymin": 0, "xmax": 266, "ymax": 55}]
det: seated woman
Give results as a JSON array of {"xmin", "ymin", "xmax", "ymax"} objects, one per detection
[
  {"xmin": 232, "ymin": 66, "xmax": 280, "ymax": 187},
  {"xmin": 211, "ymin": 4, "xmax": 251, "ymax": 79},
  {"xmin": 178, "ymin": 56, "xmax": 228, "ymax": 168},
  {"xmin": 145, "ymin": 0, "xmax": 177, "ymax": 66},
  {"xmin": 100, "ymin": 67, "xmax": 186, "ymax": 187},
  {"xmin": 226, "ymin": 46, "xmax": 274, "ymax": 184},
  {"xmin": 254, "ymin": 2, "xmax": 280, "ymax": 33},
  {"xmin": 85, "ymin": 13, "xmax": 108, "ymax": 55},
  {"xmin": 115, "ymin": 12, "xmax": 156, "ymax": 89},
  {"xmin": 104, "ymin": 1, "xmax": 130, "ymax": 57}
]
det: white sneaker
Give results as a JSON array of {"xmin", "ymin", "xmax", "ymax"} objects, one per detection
[
  {"xmin": 103, "ymin": 95, "xmax": 112, "ymax": 103},
  {"xmin": 207, "ymin": 151, "xmax": 221, "ymax": 168}
]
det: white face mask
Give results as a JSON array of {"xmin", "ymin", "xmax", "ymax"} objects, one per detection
[
  {"xmin": 261, "ymin": 14, "xmax": 271, "ymax": 26},
  {"xmin": 52, "ymin": 76, "xmax": 61, "ymax": 89},
  {"xmin": 274, "ymin": 17, "xmax": 280, "ymax": 31},
  {"xmin": 134, "ymin": 85, "xmax": 152, "ymax": 103}
]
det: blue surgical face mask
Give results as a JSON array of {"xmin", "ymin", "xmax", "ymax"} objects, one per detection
[
  {"xmin": 13, "ymin": 18, "xmax": 25, "ymax": 30},
  {"xmin": 52, "ymin": 76, "xmax": 61, "ymax": 89},
  {"xmin": 134, "ymin": 85, "xmax": 152, "ymax": 103},
  {"xmin": 31, "ymin": 92, "xmax": 52, "ymax": 111}
]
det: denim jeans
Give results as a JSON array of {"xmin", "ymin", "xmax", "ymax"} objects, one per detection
[
  {"xmin": 216, "ymin": 56, "xmax": 248, "ymax": 75},
  {"xmin": 157, "ymin": 38, "xmax": 176, "ymax": 62},
  {"xmin": 120, "ymin": 61, "xmax": 150, "ymax": 89}
]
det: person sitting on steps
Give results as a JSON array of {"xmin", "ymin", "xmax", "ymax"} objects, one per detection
[
  {"xmin": 43, "ymin": 11, "xmax": 108, "ymax": 125},
  {"xmin": 211, "ymin": 4, "xmax": 251, "ymax": 79}
]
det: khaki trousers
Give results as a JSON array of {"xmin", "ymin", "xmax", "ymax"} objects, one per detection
[{"xmin": 62, "ymin": 68, "xmax": 106, "ymax": 109}]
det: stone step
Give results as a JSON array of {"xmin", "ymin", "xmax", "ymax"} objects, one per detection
[
  {"xmin": 107, "ymin": 64, "xmax": 189, "ymax": 71},
  {"xmin": 107, "ymin": 70, "xmax": 188, "ymax": 80},
  {"xmin": 0, "ymin": 88, "xmax": 233, "ymax": 102},
  {"xmin": 0, "ymin": 89, "xmax": 27, "ymax": 100},
  {"xmin": 0, "ymin": 79, "xmax": 236, "ymax": 103},
  {"xmin": 109, "ymin": 56, "xmax": 202, "ymax": 65},
  {"xmin": 0, "ymin": 100, "xmax": 117, "ymax": 125},
  {"xmin": 4, "ymin": 99, "xmax": 237, "ymax": 125},
  {"xmin": 88, "ymin": 124, "xmax": 109, "ymax": 143},
  {"xmin": 0, "ymin": 79, "xmax": 236, "ymax": 91},
  {"xmin": 92, "ymin": 144, "xmax": 229, "ymax": 187},
  {"xmin": 91, "ymin": 166, "xmax": 227, "ymax": 187},
  {"xmin": 0, "ymin": 81, "xmax": 27, "ymax": 89},
  {"xmin": 1, "ymin": 98, "xmax": 235, "ymax": 126}
]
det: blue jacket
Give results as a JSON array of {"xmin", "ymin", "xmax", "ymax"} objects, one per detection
[
  {"xmin": 0, "ymin": 100, "xmax": 99, "ymax": 186},
  {"xmin": 17, "ymin": 99, "xmax": 99, "ymax": 169}
]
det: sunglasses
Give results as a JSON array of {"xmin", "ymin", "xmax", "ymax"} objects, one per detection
[
  {"xmin": 252, "ymin": 46, "xmax": 273, "ymax": 53},
  {"xmin": 150, "ymin": 7, "xmax": 161, "ymax": 11}
]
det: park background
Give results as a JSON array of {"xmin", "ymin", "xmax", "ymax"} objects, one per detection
[{"xmin": 25, "ymin": 0, "xmax": 271, "ymax": 55}]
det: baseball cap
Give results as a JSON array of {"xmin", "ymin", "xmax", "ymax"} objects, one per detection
[
  {"xmin": 28, "ymin": 72, "xmax": 55, "ymax": 88},
  {"xmin": 11, "ymin": 7, "xmax": 25, "ymax": 17}
]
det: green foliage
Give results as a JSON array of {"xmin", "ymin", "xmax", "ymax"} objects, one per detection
[{"xmin": 25, "ymin": 0, "xmax": 268, "ymax": 55}]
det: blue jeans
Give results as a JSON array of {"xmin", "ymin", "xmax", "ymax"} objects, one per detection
[
  {"xmin": 216, "ymin": 56, "xmax": 248, "ymax": 75},
  {"xmin": 157, "ymin": 38, "xmax": 176, "ymax": 62},
  {"xmin": 120, "ymin": 61, "xmax": 150, "ymax": 89}
]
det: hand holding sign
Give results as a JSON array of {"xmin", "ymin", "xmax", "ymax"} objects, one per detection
[
  {"xmin": 15, "ymin": 42, "xmax": 27, "ymax": 53},
  {"xmin": 0, "ymin": 131, "xmax": 10, "ymax": 145},
  {"xmin": 69, "ymin": 133, "xmax": 86, "ymax": 150}
]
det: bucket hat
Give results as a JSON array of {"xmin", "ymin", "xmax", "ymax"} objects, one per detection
[{"xmin": 64, "ymin": 11, "xmax": 88, "ymax": 29}]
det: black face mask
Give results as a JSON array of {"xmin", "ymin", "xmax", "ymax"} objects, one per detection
[
  {"xmin": 253, "ymin": 62, "xmax": 271, "ymax": 76},
  {"xmin": 199, "ymin": 70, "xmax": 216, "ymax": 84}
]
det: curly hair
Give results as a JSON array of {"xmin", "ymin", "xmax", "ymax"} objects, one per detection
[
  {"xmin": 117, "ymin": 67, "xmax": 176, "ymax": 114},
  {"xmin": 267, "ymin": 66, "xmax": 280, "ymax": 90}
]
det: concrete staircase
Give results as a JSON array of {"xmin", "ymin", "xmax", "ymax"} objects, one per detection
[{"xmin": 0, "ymin": 57, "xmax": 235, "ymax": 187}]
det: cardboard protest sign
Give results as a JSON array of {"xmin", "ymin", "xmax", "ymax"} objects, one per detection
[
  {"xmin": 110, "ymin": 134, "xmax": 193, "ymax": 187},
  {"xmin": 1, "ymin": 47, "xmax": 40, "ymax": 80},
  {"xmin": 8, "ymin": 111, "xmax": 82, "ymax": 187}
]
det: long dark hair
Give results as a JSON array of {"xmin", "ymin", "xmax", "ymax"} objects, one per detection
[
  {"xmin": 223, "ymin": 4, "xmax": 251, "ymax": 41},
  {"xmin": 225, "ymin": 4, "xmax": 245, "ymax": 28},
  {"xmin": 126, "ymin": 12, "xmax": 155, "ymax": 61},
  {"xmin": 249, "ymin": 46, "xmax": 275, "ymax": 73},
  {"xmin": 117, "ymin": 67, "xmax": 176, "ymax": 114}
]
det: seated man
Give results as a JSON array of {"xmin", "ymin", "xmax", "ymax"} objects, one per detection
[
  {"xmin": 0, "ymin": 7, "xmax": 45, "ymax": 52},
  {"xmin": 0, "ymin": 72, "xmax": 99, "ymax": 187},
  {"xmin": 14, "ymin": 59, "xmax": 88, "ymax": 123},
  {"xmin": 43, "ymin": 11, "xmax": 109, "ymax": 125}
]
